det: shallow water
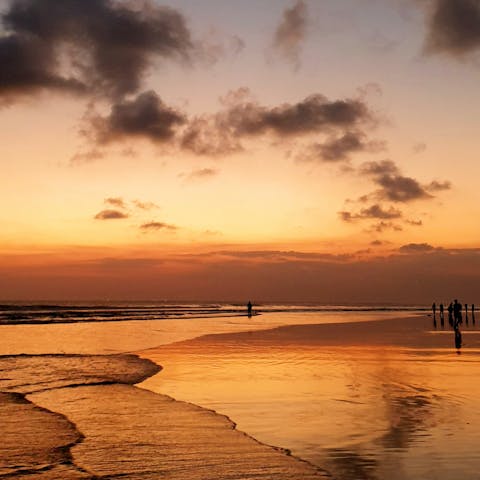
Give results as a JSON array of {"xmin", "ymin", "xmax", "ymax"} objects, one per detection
[{"xmin": 141, "ymin": 315, "xmax": 480, "ymax": 480}]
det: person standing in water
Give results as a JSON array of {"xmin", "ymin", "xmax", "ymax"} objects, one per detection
[
  {"xmin": 247, "ymin": 301, "xmax": 253, "ymax": 318},
  {"xmin": 440, "ymin": 303, "xmax": 444, "ymax": 327}
]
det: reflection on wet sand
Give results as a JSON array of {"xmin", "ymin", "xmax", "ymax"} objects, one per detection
[{"xmin": 141, "ymin": 316, "xmax": 480, "ymax": 480}]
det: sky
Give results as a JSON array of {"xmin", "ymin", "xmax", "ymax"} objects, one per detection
[{"xmin": 1, "ymin": 0, "xmax": 480, "ymax": 302}]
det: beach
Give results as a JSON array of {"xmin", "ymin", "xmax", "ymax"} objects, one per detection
[{"xmin": 2, "ymin": 308, "xmax": 479, "ymax": 479}]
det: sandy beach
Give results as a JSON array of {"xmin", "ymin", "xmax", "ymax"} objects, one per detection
[{"xmin": 2, "ymin": 312, "xmax": 479, "ymax": 479}]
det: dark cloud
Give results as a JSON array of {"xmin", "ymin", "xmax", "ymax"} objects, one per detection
[
  {"xmin": 370, "ymin": 240, "xmax": 385, "ymax": 246},
  {"xmin": 94, "ymin": 209, "xmax": 129, "ymax": 220},
  {"xmin": 177, "ymin": 88, "xmax": 376, "ymax": 157},
  {"xmin": 272, "ymin": 0, "xmax": 308, "ymax": 68},
  {"xmin": 104, "ymin": 197, "xmax": 126, "ymax": 209},
  {"xmin": 376, "ymin": 174, "xmax": 432, "ymax": 202},
  {"xmin": 301, "ymin": 132, "xmax": 384, "ymax": 162},
  {"xmin": 1, "ymin": 0, "xmax": 193, "ymax": 100},
  {"xmin": 180, "ymin": 89, "xmax": 374, "ymax": 156},
  {"xmin": 140, "ymin": 221, "xmax": 177, "ymax": 231},
  {"xmin": 360, "ymin": 160, "xmax": 433, "ymax": 203},
  {"xmin": 6, "ymin": 247, "xmax": 480, "ymax": 303},
  {"xmin": 230, "ymin": 95, "xmax": 372, "ymax": 137},
  {"xmin": 399, "ymin": 243, "xmax": 436, "ymax": 253},
  {"xmin": 425, "ymin": 0, "xmax": 480, "ymax": 57},
  {"xmin": 339, "ymin": 204, "xmax": 402, "ymax": 222},
  {"xmin": 360, "ymin": 159, "xmax": 400, "ymax": 177},
  {"xmin": 0, "ymin": 33, "xmax": 86, "ymax": 100},
  {"xmin": 92, "ymin": 91, "xmax": 186, "ymax": 143}
]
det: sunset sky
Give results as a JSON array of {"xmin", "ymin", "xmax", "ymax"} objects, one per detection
[{"xmin": 1, "ymin": 0, "xmax": 480, "ymax": 302}]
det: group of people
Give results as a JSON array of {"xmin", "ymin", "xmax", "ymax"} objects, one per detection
[
  {"xmin": 432, "ymin": 300, "xmax": 475, "ymax": 349},
  {"xmin": 432, "ymin": 300, "xmax": 475, "ymax": 328}
]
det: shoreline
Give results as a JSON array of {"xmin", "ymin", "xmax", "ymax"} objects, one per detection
[
  {"xmin": 0, "ymin": 352, "xmax": 329, "ymax": 479},
  {"xmin": 2, "ymin": 313, "xmax": 475, "ymax": 478}
]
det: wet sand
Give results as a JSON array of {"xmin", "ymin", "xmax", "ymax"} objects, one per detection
[
  {"xmin": 0, "ymin": 353, "xmax": 327, "ymax": 479},
  {"xmin": 140, "ymin": 315, "xmax": 480, "ymax": 480},
  {"xmin": 2, "ymin": 313, "xmax": 474, "ymax": 479}
]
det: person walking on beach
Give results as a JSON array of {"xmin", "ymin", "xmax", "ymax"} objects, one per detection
[
  {"xmin": 465, "ymin": 303, "xmax": 469, "ymax": 325},
  {"xmin": 247, "ymin": 301, "xmax": 253, "ymax": 318},
  {"xmin": 432, "ymin": 302, "xmax": 436, "ymax": 318},
  {"xmin": 440, "ymin": 303, "xmax": 444, "ymax": 327},
  {"xmin": 472, "ymin": 304, "xmax": 475, "ymax": 324}
]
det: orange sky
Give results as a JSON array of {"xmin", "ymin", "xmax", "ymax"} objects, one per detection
[{"xmin": 1, "ymin": 0, "xmax": 479, "ymax": 301}]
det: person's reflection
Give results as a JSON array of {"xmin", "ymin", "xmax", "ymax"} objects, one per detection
[{"xmin": 455, "ymin": 327, "xmax": 462, "ymax": 350}]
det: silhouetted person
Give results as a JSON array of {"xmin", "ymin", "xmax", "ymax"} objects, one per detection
[
  {"xmin": 472, "ymin": 304, "xmax": 475, "ymax": 325},
  {"xmin": 247, "ymin": 301, "xmax": 253, "ymax": 318},
  {"xmin": 432, "ymin": 302, "xmax": 436, "ymax": 318},
  {"xmin": 448, "ymin": 302, "xmax": 453, "ymax": 326},
  {"xmin": 454, "ymin": 299, "xmax": 462, "ymax": 328},
  {"xmin": 465, "ymin": 303, "xmax": 469, "ymax": 325},
  {"xmin": 439, "ymin": 303, "xmax": 444, "ymax": 327},
  {"xmin": 455, "ymin": 327, "xmax": 462, "ymax": 349}
]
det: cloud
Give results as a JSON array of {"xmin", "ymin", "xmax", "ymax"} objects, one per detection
[
  {"xmin": 133, "ymin": 200, "xmax": 159, "ymax": 210},
  {"xmin": 180, "ymin": 88, "xmax": 375, "ymax": 156},
  {"xmin": 300, "ymin": 132, "xmax": 385, "ymax": 162},
  {"xmin": 360, "ymin": 160, "xmax": 433, "ymax": 203},
  {"xmin": 229, "ymin": 95, "xmax": 372, "ymax": 137},
  {"xmin": 272, "ymin": 0, "xmax": 308, "ymax": 68},
  {"xmin": 91, "ymin": 90, "xmax": 186, "ymax": 143},
  {"xmin": 339, "ymin": 204, "xmax": 403, "ymax": 222},
  {"xmin": 426, "ymin": 180, "xmax": 452, "ymax": 192},
  {"xmin": 369, "ymin": 221, "xmax": 403, "ymax": 233},
  {"xmin": 140, "ymin": 221, "xmax": 178, "ymax": 231},
  {"xmin": 104, "ymin": 197, "xmax": 127, "ymax": 209},
  {"xmin": 360, "ymin": 159, "xmax": 400, "ymax": 177},
  {"xmin": 359, "ymin": 204, "xmax": 403, "ymax": 220},
  {"xmin": 182, "ymin": 168, "xmax": 219, "ymax": 180},
  {"xmin": 0, "ymin": 33, "xmax": 87, "ymax": 100},
  {"xmin": 376, "ymin": 174, "xmax": 432, "ymax": 202},
  {"xmin": 70, "ymin": 149, "xmax": 105, "ymax": 165},
  {"xmin": 94, "ymin": 209, "xmax": 129, "ymax": 220},
  {"xmin": 398, "ymin": 243, "xmax": 436, "ymax": 253},
  {"xmin": 405, "ymin": 219, "xmax": 423, "ymax": 226},
  {"xmin": 180, "ymin": 115, "xmax": 243, "ymax": 156},
  {"xmin": 6, "ymin": 246, "xmax": 480, "ymax": 302},
  {"xmin": 1, "ymin": 0, "xmax": 193, "ymax": 100},
  {"xmin": 424, "ymin": 0, "xmax": 480, "ymax": 58}
]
